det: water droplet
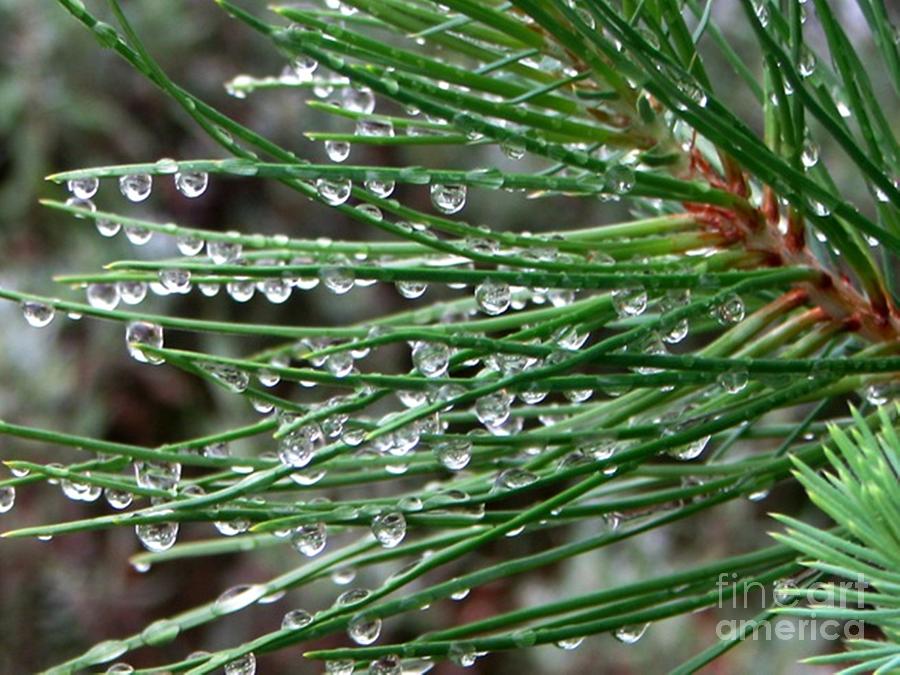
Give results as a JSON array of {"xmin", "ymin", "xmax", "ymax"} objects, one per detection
[
  {"xmin": 174, "ymin": 171, "xmax": 208, "ymax": 198},
  {"xmin": 226, "ymin": 278, "xmax": 255, "ymax": 302},
  {"xmin": 176, "ymin": 235, "xmax": 204, "ymax": 256},
  {"xmin": 119, "ymin": 281, "xmax": 148, "ymax": 305},
  {"xmin": 141, "ymin": 618, "xmax": 180, "ymax": 646},
  {"xmin": 61, "ymin": 477, "xmax": 102, "ymax": 502},
  {"xmin": 713, "ymin": 293, "xmax": 745, "ymax": 325},
  {"xmin": 834, "ymin": 95, "xmax": 851, "ymax": 118},
  {"xmin": 612, "ymin": 286, "xmax": 647, "ymax": 318},
  {"xmin": 258, "ymin": 369, "xmax": 281, "ymax": 388},
  {"xmin": 475, "ymin": 390, "xmax": 513, "ymax": 427},
  {"xmin": 475, "ymin": 280, "xmax": 511, "ymax": 315},
  {"xmin": 667, "ymin": 434, "xmax": 710, "ymax": 461},
  {"xmin": 207, "ymin": 237, "xmax": 242, "ymax": 264},
  {"xmin": 412, "ymin": 341, "xmax": 450, "ymax": 378},
  {"xmin": 214, "ymin": 519, "xmax": 250, "ymax": 536},
  {"xmin": 320, "ymin": 348, "xmax": 352, "ymax": 377},
  {"xmin": 292, "ymin": 55, "xmax": 318, "ymax": 78},
  {"xmin": 496, "ymin": 468, "xmax": 538, "ymax": 490},
  {"xmin": 396, "ymin": 280, "xmax": 428, "ymax": 299},
  {"xmin": 679, "ymin": 80, "xmax": 708, "ymax": 107},
  {"xmin": 336, "ymin": 587, "xmax": 371, "ymax": 608},
  {"xmin": 325, "ymin": 140, "xmax": 351, "ymax": 163},
  {"xmin": 433, "ymin": 438, "xmax": 472, "ymax": 471},
  {"xmin": 124, "ymin": 225, "xmax": 152, "ymax": 245},
  {"xmin": 87, "ymin": 283, "xmax": 121, "ymax": 310},
  {"xmin": 565, "ymin": 388, "xmax": 592, "ymax": 403},
  {"xmin": 155, "ymin": 157, "xmax": 178, "ymax": 174},
  {"xmin": 614, "ymin": 623, "xmax": 649, "ymax": 644},
  {"xmin": 354, "ymin": 119, "xmax": 393, "ymax": 139},
  {"xmin": 518, "ymin": 382, "xmax": 548, "ymax": 405},
  {"xmin": 261, "ymin": 277, "xmax": 292, "ymax": 304},
  {"xmin": 555, "ymin": 326, "xmax": 589, "ymax": 350},
  {"xmin": 342, "ymin": 86, "xmax": 375, "ymax": 114},
  {"xmin": 67, "ymin": 640, "xmax": 117, "ymax": 670},
  {"xmin": 0, "ymin": 486, "xmax": 16, "ymax": 513},
  {"xmin": 449, "ymin": 642, "xmax": 478, "ymax": 667},
  {"xmin": 663, "ymin": 318, "xmax": 689, "ymax": 344},
  {"xmin": 278, "ymin": 427, "xmax": 319, "ymax": 468},
  {"xmin": 119, "ymin": 174, "xmax": 152, "ymax": 202},
  {"xmin": 214, "ymin": 584, "xmax": 266, "ymax": 615},
  {"xmin": 801, "ymin": 140, "xmax": 819, "ymax": 169},
  {"xmin": 331, "ymin": 567, "xmax": 357, "ymax": 585},
  {"xmin": 67, "ymin": 176, "xmax": 99, "ymax": 200},
  {"xmin": 371, "ymin": 511, "xmax": 406, "ymax": 548},
  {"xmin": 874, "ymin": 183, "xmax": 891, "ymax": 203},
  {"xmin": 131, "ymin": 560, "xmax": 150, "ymax": 573},
  {"xmin": 224, "ymin": 653, "xmax": 256, "ymax": 675},
  {"xmin": 555, "ymin": 636, "xmax": 584, "ymax": 650},
  {"xmin": 365, "ymin": 178, "xmax": 395, "ymax": 198},
  {"xmin": 753, "ymin": 1, "xmax": 769, "ymax": 26},
  {"xmin": 193, "ymin": 445, "xmax": 226, "ymax": 468},
  {"xmin": 368, "ymin": 655, "xmax": 401, "ymax": 675},
  {"xmin": 718, "ymin": 368, "xmax": 749, "ymax": 394},
  {"xmin": 605, "ymin": 164, "xmax": 635, "ymax": 194},
  {"xmin": 863, "ymin": 382, "xmax": 890, "ymax": 406},
  {"xmin": 450, "ymin": 587, "xmax": 470, "ymax": 601},
  {"xmin": 312, "ymin": 80, "xmax": 334, "ymax": 98},
  {"xmin": 105, "ymin": 662, "xmax": 134, "ymax": 674},
  {"xmin": 430, "ymin": 184, "xmax": 467, "ymax": 214},
  {"xmin": 66, "ymin": 196, "xmax": 96, "ymax": 215},
  {"xmin": 747, "ymin": 484, "xmax": 771, "ymax": 502},
  {"xmin": 774, "ymin": 578, "xmax": 799, "ymax": 604},
  {"xmin": 104, "ymin": 488, "xmax": 133, "ymax": 510},
  {"xmin": 135, "ymin": 522, "xmax": 179, "ymax": 552},
  {"xmin": 158, "ymin": 268, "xmax": 191, "ymax": 293},
  {"xmin": 134, "ymin": 459, "xmax": 181, "ymax": 491},
  {"xmin": 316, "ymin": 178, "xmax": 352, "ymax": 206},
  {"xmin": 501, "ymin": 141, "xmax": 525, "ymax": 160},
  {"xmin": 22, "ymin": 301, "xmax": 55, "ymax": 328},
  {"xmin": 291, "ymin": 522, "xmax": 327, "ymax": 557},
  {"xmin": 325, "ymin": 660, "xmax": 355, "ymax": 675},
  {"xmin": 798, "ymin": 49, "xmax": 816, "ymax": 77},
  {"xmin": 203, "ymin": 363, "xmax": 250, "ymax": 392},
  {"xmin": 291, "ymin": 466, "xmax": 326, "ymax": 487},
  {"xmin": 95, "ymin": 219, "xmax": 121, "ymax": 237},
  {"xmin": 808, "ymin": 198, "xmax": 831, "ymax": 217},
  {"xmin": 281, "ymin": 608, "xmax": 314, "ymax": 630},
  {"xmin": 348, "ymin": 612, "xmax": 382, "ymax": 645},
  {"xmin": 321, "ymin": 264, "xmax": 354, "ymax": 294}
]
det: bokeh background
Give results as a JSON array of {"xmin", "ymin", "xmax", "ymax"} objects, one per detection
[{"xmin": 0, "ymin": 1, "xmax": 895, "ymax": 673}]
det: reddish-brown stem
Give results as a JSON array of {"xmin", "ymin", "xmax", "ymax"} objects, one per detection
[
  {"xmin": 686, "ymin": 175, "xmax": 898, "ymax": 345},
  {"xmin": 785, "ymin": 208, "xmax": 805, "ymax": 252}
]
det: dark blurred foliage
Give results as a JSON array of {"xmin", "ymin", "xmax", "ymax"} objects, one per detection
[{"xmin": 1, "ymin": 1, "xmax": 892, "ymax": 672}]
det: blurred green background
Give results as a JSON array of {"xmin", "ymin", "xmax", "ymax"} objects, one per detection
[{"xmin": 1, "ymin": 1, "xmax": 894, "ymax": 672}]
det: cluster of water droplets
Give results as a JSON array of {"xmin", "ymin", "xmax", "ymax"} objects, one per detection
[{"xmin": 65, "ymin": 166, "xmax": 210, "ymax": 208}]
